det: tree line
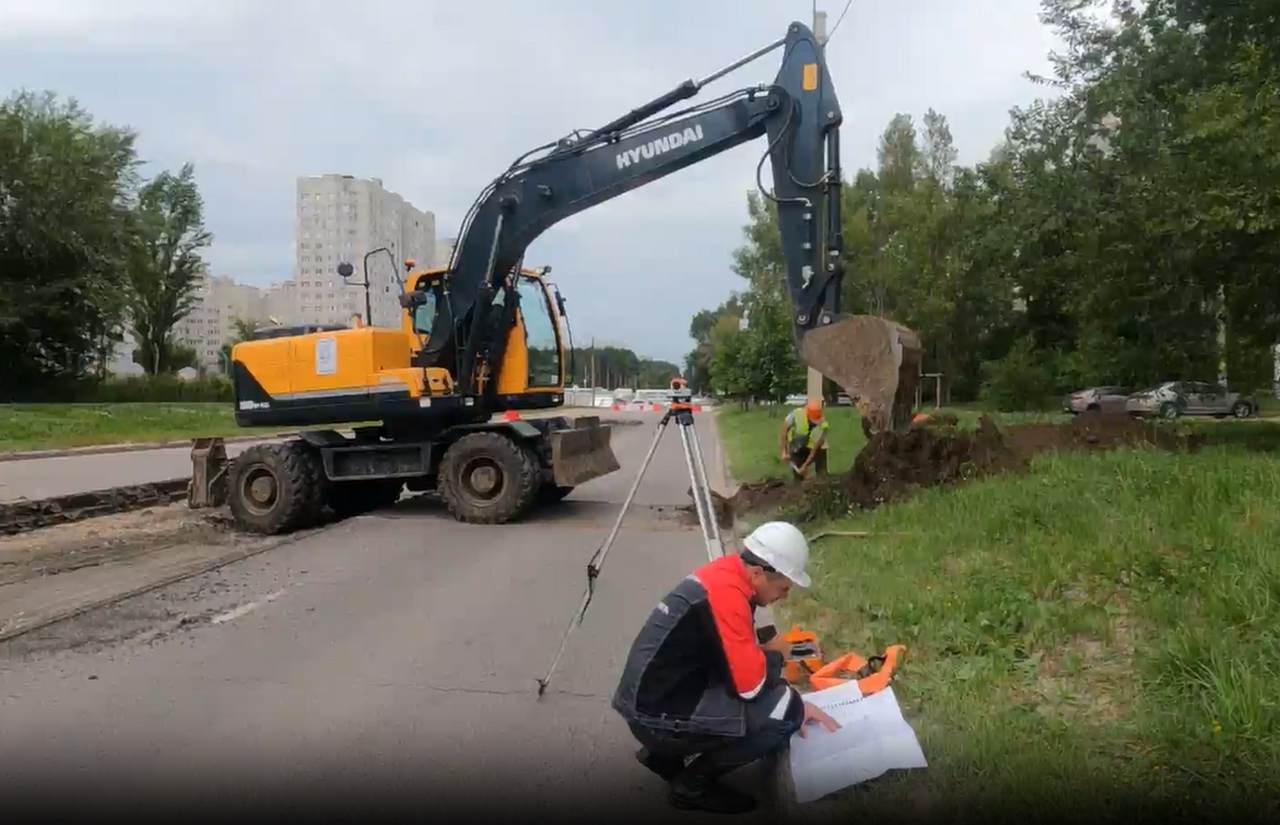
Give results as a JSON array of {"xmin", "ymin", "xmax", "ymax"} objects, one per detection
[
  {"xmin": 689, "ymin": 0, "xmax": 1280, "ymax": 409},
  {"xmin": 1, "ymin": 91, "xmax": 215, "ymax": 400},
  {"xmin": 567, "ymin": 345, "xmax": 682, "ymax": 390}
]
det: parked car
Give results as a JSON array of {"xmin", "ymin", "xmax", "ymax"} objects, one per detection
[
  {"xmin": 1063, "ymin": 385, "xmax": 1132, "ymax": 414},
  {"xmin": 1125, "ymin": 381, "xmax": 1256, "ymax": 419}
]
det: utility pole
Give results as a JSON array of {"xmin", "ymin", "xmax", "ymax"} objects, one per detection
[{"xmin": 805, "ymin": 5, "xmax": 829, "ymax": 405}]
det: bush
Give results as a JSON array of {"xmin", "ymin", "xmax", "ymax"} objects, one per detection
[
  {"xmin": 90, "ymin": 375, "xmax": 233, "ymax": 402},
  {"xmin": 978, "ymin": 338, "xmax": 1057, "ymax": 412},
  {"xmin": 4, "ymin": 374, "xmax": 234, "ymax": 403}
]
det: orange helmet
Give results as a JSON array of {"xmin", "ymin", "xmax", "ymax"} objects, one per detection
[{"xmin": 805, "ymin": 398, "xmax": 823, "ymax": 422}]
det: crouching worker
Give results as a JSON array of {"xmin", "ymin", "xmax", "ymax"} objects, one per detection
[
  {"xmin": 780, "ymin": 398, "xmax": 829, "ymax": 480},
  {"xmin": 611, "ymin": 522, "xmax": 840, "ymax": 814}
]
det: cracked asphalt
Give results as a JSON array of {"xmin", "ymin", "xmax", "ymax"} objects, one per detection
[{"xmin": 0, "ymin": 411, "xmax": 779, "ymax": 822}]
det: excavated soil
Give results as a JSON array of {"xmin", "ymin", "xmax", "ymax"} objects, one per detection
[{"xmin": 727, "ymin": 413, "xmax": 1204, "ymax": 520}]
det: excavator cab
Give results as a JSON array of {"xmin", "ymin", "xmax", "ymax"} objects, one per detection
[{"xmin": 401, "ymin": 266, "xmax": 566, "ymax": 402}]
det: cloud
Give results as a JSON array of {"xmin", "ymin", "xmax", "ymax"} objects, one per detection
[{"xmin": 1, "ymin": 0, "xmax": 1061, "ymax": 364}]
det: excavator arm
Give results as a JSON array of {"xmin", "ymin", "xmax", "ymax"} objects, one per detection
[{"xmin": 415, "ymin": 21, "xmax": 921, "ymax": 432}]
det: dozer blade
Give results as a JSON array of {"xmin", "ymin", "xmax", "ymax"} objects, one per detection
[
  {"xmin": 799, "ymin": 315, "xmax": 923, "ymax": 434},
  {"xmin": 549, "ymin": 417, "xmax": 622, "ymax": 487}
]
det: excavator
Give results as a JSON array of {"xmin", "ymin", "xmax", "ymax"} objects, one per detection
[{"xmin": 190, "ymin": 20, "xmax": 922, "ymax": 535}]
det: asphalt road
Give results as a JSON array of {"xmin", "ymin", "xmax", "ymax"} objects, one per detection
[
  {"xmin": 0, "ymin": 410, "xmax": 780, "ymax": 821},
  {"xmin": 0, "ymin": 407, "xmax": 612, "ymax": 503},
  {"xmin": 0, "ymin": 443, "xmax": 245, "ymax": 502}
]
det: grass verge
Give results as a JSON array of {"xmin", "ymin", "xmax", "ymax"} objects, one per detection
[
  {"xmin": 717, "ymin": 405, "xmax": 1280, "ymax": 820},
  {"xmin": 0, "ymin": 403, "xmax": 283, "ymax": 453},
  {"xmin": 715, "ymin": 405, "xmax": 1055, "ymax": 483}
]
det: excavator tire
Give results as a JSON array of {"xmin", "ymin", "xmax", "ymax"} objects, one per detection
[
  {"xmin": 438, "ymin": 432, "xmax": 540, "ymax": 524},
  {"xmin": 326, "ymin": 479, "xmax": 403, "ymax": 519},
  {"xmin": 228, "ymin": 441, "xmax": 322, "ymax": 535}
]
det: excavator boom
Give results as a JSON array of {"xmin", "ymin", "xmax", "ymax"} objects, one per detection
[{"xmin": 418, "ymin": 20, "xmax": 921, "ymax": 432}]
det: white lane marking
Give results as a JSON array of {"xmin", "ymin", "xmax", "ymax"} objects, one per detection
[{"xmin": 210, "ymin": 588, "xmax": 287, "ymax": 625}]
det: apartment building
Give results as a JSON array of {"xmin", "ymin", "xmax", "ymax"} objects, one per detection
[{"xmin": 293, "ymin": 174, "xmax": 435, "ymax": 327}]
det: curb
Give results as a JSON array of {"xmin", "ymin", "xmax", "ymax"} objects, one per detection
[
  {"xmin": 0, "ymin": 478, "xmax": 192, "ymax": 536},
  {"xmin": 0, "ymin": 432, "xmax": 291, "ymax": 463},
  {"xmin": 712, "ymin": 409, "xmax": 742, "ymax": 547}
]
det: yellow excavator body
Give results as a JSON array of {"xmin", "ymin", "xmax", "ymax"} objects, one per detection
[{"xmin": 229, "ymin": 266, "xmax": 570, "ymax": 426}]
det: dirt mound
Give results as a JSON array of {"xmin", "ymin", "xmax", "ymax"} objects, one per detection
[
  {"xmin": 1007, "ymin": 411, "xmax": 1203, "ymax": 456},
  {"xmin": 725, "ymin": 412, "xmax": 1203, "ymax": 521},
  {"xmin": 843, "ymin": 415, "xmax": 1023, "ymax": 509}
]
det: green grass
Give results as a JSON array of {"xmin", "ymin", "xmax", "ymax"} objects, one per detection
[
  {"xmin": 716, "ymin": 405, "xmax": 867, "ymax": 483},
  {"xmin": 715, "ymin": 404, "xmax": 1058, "ymax": 483},
  {"xmin": 0, "ymin": 403, "xmax": 284, "ymax": 452},
  {"xmin": 717, "ymin": 406, "xmax": 1280, "ymax": 820}
]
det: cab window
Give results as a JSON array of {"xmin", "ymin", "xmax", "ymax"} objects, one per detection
[
  {"xmin": 517, "ymin": 279, "xmax": 560, "ymax": 387},
  {"xmin": 412, "ymin": 289, "xmax": 438, "ymax": 335}
]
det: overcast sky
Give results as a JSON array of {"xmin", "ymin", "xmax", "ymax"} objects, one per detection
[{"xmin": 2, "ymin": 0, "xmax": 1060, "ymax": 364}]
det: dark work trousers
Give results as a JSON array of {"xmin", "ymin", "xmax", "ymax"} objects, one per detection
[
  {"xmin": 789, "ymin": 445, "xmax": 828, "ymax": 480},
  {"xmin": 626, "ymin": 683, "xmax": 800, "ymax": 776}
]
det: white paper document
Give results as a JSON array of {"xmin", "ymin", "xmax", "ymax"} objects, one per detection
[{"xmin": 787, "ymin": 681, "xmax": 927, "ymax": 803}]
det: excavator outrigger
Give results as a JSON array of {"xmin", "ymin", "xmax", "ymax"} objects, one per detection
[{"xmin": 196, "ymin": 20, "xmax": 921, "ymax": 534}]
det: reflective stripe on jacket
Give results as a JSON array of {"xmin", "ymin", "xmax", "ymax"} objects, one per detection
[{"xmin": 787, "ymin": 411, "xmax": 829, "ymax": 450}]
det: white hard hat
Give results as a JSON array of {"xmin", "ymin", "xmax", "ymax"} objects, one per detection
[{"xmin": 742, "ymin": 521, "xmax": 811, "ymax": 588}]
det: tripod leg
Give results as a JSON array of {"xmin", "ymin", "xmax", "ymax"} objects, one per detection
[
  {"xmin": 686, "ymin": 418, "xmax": 723, "ymax": 548},
  {"xmin": 677, "ymin": 419, "xmax": 718, "ymax": 562},
  {"xmin": 589, "ymin": 414, "xmax": 670, "ymax": 573},
  {"xmin": 537, "ymin": 413, "xmax": 670, "ymax": 696}
]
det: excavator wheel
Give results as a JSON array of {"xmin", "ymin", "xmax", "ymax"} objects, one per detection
[
  {"xmin": 437, "ymin": 432, "xmax": 540, "ymax": 524},
  {"xmin": 227, "ymin": 441, "xmax": 323, "ymax": 535},
  {"xmin": 799, "ymin": 315, "xmax": 923, "ymax": 434}
]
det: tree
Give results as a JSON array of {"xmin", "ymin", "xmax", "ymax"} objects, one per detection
[
  {"xmin": 219, "ymin": 316, "xmax": 262, "ymax": 369},
  {"xmin": 128, "ymin": 163, "xmax": 212, "ymax": 375},
  {"xmin": 685, "ymin": 294, "xmax": 743, "ymax": 394},
  {"xmin": 876, "ymin": 114, "xmax": 920, "ymax": 195},
  {"xmin": 693, "ymin": 0, "xmax": 1280, "ymax": 410},
  {"xmin": 0, "ymin": 91, "xmax": 137, "ymax": 398}
]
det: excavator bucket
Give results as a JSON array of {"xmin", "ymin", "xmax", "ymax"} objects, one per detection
[
  {"xmin": 799, "ymin": 316, "xmax": 923, "ymax": 434},
  {"xmin": 548, "ymin": 416, "xmax": 622, "ymax": 487}
]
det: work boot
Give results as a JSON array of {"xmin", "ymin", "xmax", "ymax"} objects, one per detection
[
  {"xmin": 635, "ymin": 746, "xmax": 684, "ymax": 781},
  {"xmin": 668, "ymin": 759, "xmax": 757, "ymax": 815}
]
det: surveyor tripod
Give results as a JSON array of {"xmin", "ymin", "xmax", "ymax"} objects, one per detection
[{"xmin": 536, "ymin": 384, "xmax": 723, "ymax": 696}]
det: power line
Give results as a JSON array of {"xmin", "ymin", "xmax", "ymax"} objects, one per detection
[{"xmin": 827, "ymin": 0, "xmax": 855, "ymax": 43}]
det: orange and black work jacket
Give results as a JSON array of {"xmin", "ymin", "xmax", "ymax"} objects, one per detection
[{"xmin": 611, "ymin": 554, "xmax": 804, "ymax": 737}]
